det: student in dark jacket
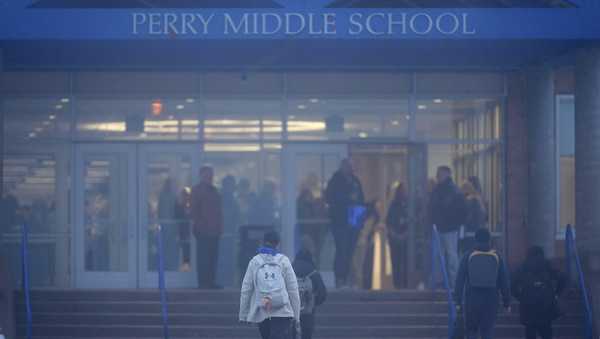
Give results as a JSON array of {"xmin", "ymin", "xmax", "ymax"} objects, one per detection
[
  {"xmin": 455, "ymin": 228, "xmax": 511, "ymax": 339},
  {"xmin": 431, "ymin": 166, "xmax": 467, "ymax": 288},
  {"xmin": 293, "ymin": 238, "xmax": 327, "ymax": 339},
  {"xmin": 460, "ymin": 180, "xmax": 488, "ymax": 254},
  {"xmin": 511, "ymin": 246, "xmax": 567, "ymax": 339},
  {"xmin": 386, "ymin": 183, "xmax": 409, "ymax": 289},
  {"xmin": 325, "ymin": 158, "xmax": 364, "ymax": 288}
]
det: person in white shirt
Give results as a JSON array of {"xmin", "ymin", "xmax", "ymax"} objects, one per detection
[{"xmin": 239, "ymin": 231, "xmax": 301, "ymax": 339}]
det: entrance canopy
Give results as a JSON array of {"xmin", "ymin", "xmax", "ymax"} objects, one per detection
[{"xmin": 0, "ymin": 0, "xmax": 599, "ymax": 69}]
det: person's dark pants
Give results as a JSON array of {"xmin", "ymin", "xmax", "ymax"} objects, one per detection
[
  {"xmin": 179, "ymin": 222, "xmax": 191, "ymax": 264},
  {"xmin": 464, "ymin": 290, "xmax": 499, "ymax": 339},
  {"xmin": 195, "ymin": 234, "xmax": 220, "ymax": 288},
  {"xmin": 0, "ymin": 290, "xmax": 15, "ymax": 339},
  {"xmin": 388, "ymin": 238, "xmax": 407, "ymax": 289},
  {"xmin": 0, "ymin": 255, "xmax": 15, "ymax": 339},
  {"xmin": 259, "ymin": 317, "xmax": 292, "ymax": 339},
  {"xmin": 162, "ymin": 223, "xmax": 180, "ymax": 271},
  {"xmin": 331, "ymin": 224, "xmax": 357, "ymax": 286},
  {"xmin": 180, "ymin": 240, "xmax": 191, "ymax": 264},
  {"xmin": 299, "ymin": 223, "xmax": 327, "ymax": 268},
  {"xmin": 525, "ymin": 323, "xmax": 553, "ymax": 339},
  {"xmin": 300, "ymin": 313, "xmax": 315, "ymax": 339}
]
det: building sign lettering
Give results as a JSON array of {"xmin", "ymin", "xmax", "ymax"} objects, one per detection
[{"xmin": 132, "ymin": 12, "xmax": 476, "ymax": 37}]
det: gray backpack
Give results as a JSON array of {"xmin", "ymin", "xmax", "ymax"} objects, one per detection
[
  {"xmin": 255, "ymin": 255, "xmax": 289, "ymax": 310},
  {"xmin": 467, "ymin": 250, "xmax": 500, "ymax": 288},
  {"xmin": 298, "ymin": 271, "xmax": 316, "ymax": 314}
]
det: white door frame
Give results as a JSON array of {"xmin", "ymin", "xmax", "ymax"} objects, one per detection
[
  {"xmin": 281, "ymin": 143, "xmax": 348, "ymax": 286},
  {"xmin": 73, "ymin": 143, "xmax": 137, "ymax": 288},
  {"xmin": 138, "ymin": 144, "xmax": 200, "ymax": 288}
]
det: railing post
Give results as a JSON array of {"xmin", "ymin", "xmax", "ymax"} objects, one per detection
[
  {"xmin": 20, "ymin": 223, "xmax": 32, "ymax": 339},
  {"xmin": 157, "ymin": 224, "xmax": 170, "ymax": 339},
  {"xmin": 565, "ymin": 224, "xmax": 594, "ymax": 339},
  {"xmin": 432, "ymin": 225, "xmax": 457, "ymax": 339}
]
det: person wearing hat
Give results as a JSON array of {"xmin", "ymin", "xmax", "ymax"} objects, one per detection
[{"xmin": 454, "ymin": 228, "xmax": 511, "ymax": 339}]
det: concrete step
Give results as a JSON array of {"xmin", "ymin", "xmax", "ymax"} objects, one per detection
[
  {"xmin": 16, "ymin": 300, "xmax": 585, "ymax": 315},
  {"xmin": 16, "ymin": 289, "xmax": 454, "ymax": 302},
  {"xmin": 17, "ymin": 324, "xmax": 582, "ymax": 338},
  {"xmin": 19, "ymin": 333, "xmax": 581, "ymax": 339},
  {"xmin": 15, "ymin": 301, "xmax": 453, "ymax": 314},
  {"xmin": 16, "ymin": 312, "xmax": 584, "ymax": 327},
  {"xmin": 14, "ymin": 289, "xmax": 585, "ymax": 339}
]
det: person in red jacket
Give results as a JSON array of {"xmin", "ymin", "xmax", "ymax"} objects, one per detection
[{"xmin": 191, "ymin": 166, "xmax": 223, "ymax": 289}]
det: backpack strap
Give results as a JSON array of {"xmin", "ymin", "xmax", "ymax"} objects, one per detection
[
  {"xmin": 469, "ymin": 250, "xmax": 499, "ymax": 264},
  {"xmin": 301, "ymin": 270, "xmax": 317, "ymax": 280}
]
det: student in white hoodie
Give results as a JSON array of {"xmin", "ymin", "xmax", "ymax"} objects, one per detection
[{"xmin": 239, "ymin": 231, "xmax": 301, "ymax": 339}]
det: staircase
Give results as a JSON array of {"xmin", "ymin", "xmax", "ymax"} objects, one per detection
[{"xmin": 16, "ymin": 289, "xmax": 584, "ymax": 339}]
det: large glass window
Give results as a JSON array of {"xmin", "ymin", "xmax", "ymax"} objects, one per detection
[
  {"xmin": 287, "ymin": 98, "xmax": 409, "ymax": 140},
  {"xmin": 203, "ymin": 99, "xmax": 282, "ymax": 141},
  {"xmin": 557, "ymin": 95, "xmax": 575, "ymax": 235},
  {"xmin": 4, "ymin": 98, "xmax": 72, "ymax": 142},
  {"xmin": 1, "ymin": 148, "xmax": 70, "ymax": 288},
  {"xmin": 415, "ymin": 97, "xmax": 502, "ymax": 140},
  {"xmin": 75, "ymin": 99, "xmax": 200, "ymax": 140},
  {"xmin": 1, "ymin": 71, "xmax": 506, "ymax": 289},
  {"xmin": 427, "ymin": 144, "xmax": 503, "ymax": 234}
]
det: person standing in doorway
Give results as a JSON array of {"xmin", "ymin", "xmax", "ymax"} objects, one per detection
[
  {"xmin": 191, "ymin": 166, "xmax": 223, "ymax": 289},
  {"xmin": 386, "ymin": 183, "xmax": 409, "ymax": 289},
  {"xmin": 158, "ymin": 177, "xmax": 179, "ymax": 271},
  {"xmin": 461, "ymin": 180, "xmax": 488, "ymax": 255},
  {"xmin": 175, "ymin": 187, "xmax": 192, "ymax": 272},
  {"xmin": 218, "ymin": 175, "xmax": 241, "ymax": 287},
  {"xmin": 325, "ymin": 158, "xmax": 364, "ymax": 288},
  {"xmin": 430, "ymin": 166, "xmax": 466, "ymax": 289},
  {"xmin": 454, "ymin": 228, "xmax": 511, "ymax": 339}
]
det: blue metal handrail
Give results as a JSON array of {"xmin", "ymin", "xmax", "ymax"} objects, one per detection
[
  {"xmin": 431, "ymin": 225, "xmax": 457, "ymax": 339},
  {"xmin": 157, "ymin": 224, "xmax": 170, "ymax": 339},
  {"xmin": 565, "ymin": 224, "xmax": 594, "ymax": 339},
  {"xmin": 20, "ymin": 223, "xmax": 32, "ymax": 339}
]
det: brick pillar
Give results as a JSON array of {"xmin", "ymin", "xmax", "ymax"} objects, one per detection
[
  {"xmin": 575, "ymin": 45, "xmax": 600, "ymax": 339},
  {"xmin": 505, "ymin": 72, "xmax": 530, "ymax": 268},
  {"xmin": 526, "ymin": 66, "xmax": 557, "ymax": 258},
  {"xmin": 576, "ymin": 47, "xmax": 600, "ymax": 259},
  {"xmin": 0, "ymin": 48, "xmax": 15, "ymax": 339}
]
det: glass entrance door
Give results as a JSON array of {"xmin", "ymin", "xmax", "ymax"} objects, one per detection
[
  {"xmin": 74, "ymin": 144, "xmax": 199, "ymax": 288},
  {"xmin": 74, "ymin": 144, "xmax": 137, "ymax": 288},
  {"xmin": 282, "ymin": 144, "xmax": 348, "ymax": 287},
  {"xmin": 139, "ymin": 144, "xmax": 199, "ymax": 288}
]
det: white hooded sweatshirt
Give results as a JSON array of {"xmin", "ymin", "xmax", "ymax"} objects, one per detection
[{"xmin": 239, "ymin": 252, "xmax": 300, "ymax": 323}]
